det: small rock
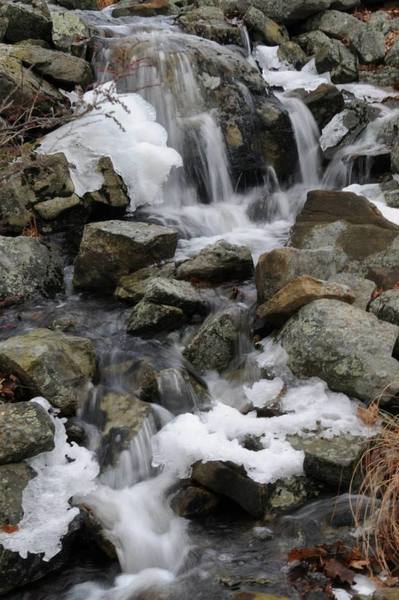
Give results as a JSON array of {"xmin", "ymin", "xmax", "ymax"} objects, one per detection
[
  {"xmin": 301, "ymin": 83, "xmax": 344, "ymax": 130},
  {"xmin": 34, "ymin": 194, "xmax": 81, "ymax": 221},
  {"xmin": 352, "ymin": 26, "xmax": 386, "ymax": 65},
  {"xmin": 115, "ymin": 263, "xmax": 176, "ymax": 304},
  {"xmin": 73, "ymin": 221, "xmax": 178, "ymax": 293},
  {"xmin": 233, "ymin": 594, "xmax": 289, "ymax": 600},
  {"xmin": 177, "ymin": 240, "xmax": 253, "ymax": 284},
  {"xmin": 0, "ymin": 401, "xmax": 54, "ymax": 464},
  {"xmin": 244, "ymin": 7, "xmax": 288, "ymax": 45},
  {"xmin": 127, "ymin": 301, "xmax": 185, "ymax": 335},
  {"xmin": 256, "ymin": 275, "xmax": 355, "ymax": 325},
  {"xmin": 112, "ymin": 0, "xmax": 171, "ymax": 17},
  {"xmin": 84, "ymin": 157, "xmax": 129, "ymax": 210},
  {"xmin": 315, "ymin": 39, "xmax": 358, "ymax": 84},
  {"xmin": 3, "ymin": 1, "xmax": 52, "ymax": 43},
  {"xmin": 369, "ymin": 289, "xmax": 399, "ymax": 327},
  {"xmin": 277, "ymin": 41, "xmax": 307, "ymax": 69},
  {"xmin": 386, "ymin": 40, "xmax": 399, "ymax": 68},
  {"xmin": 178, "ymin": 6, "xmax": 242, "ymax": 45},
  {"xmin": 171, "ymin": 485, "xmax": 220, "ymax": 518},
  {"xmin": 51, "ymin": 10, "xmax": 91, "ymax": 57},
  {"xmin": 144, "ymin": 278, "xmax": 208, "ymax": 316},
  {"xmin": 359, "ymin": 65, "xmax": 399, "ymax": 87},
  {"xmin": 0, "ymin": 463, "xmax": 35, "ymax": 526}
]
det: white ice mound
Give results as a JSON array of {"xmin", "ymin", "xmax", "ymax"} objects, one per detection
[
  {"xmin": 38, "ymin": 82, "xmax": 182, "ymax": 209},
  {"xmin": 0, "ymin": 397, "xmax": 99, "ymax": 562}
]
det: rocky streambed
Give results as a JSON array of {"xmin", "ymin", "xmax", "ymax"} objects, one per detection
[{"xmin": 1, "ymin": 0, "xmax": 399, "ymax": 598}]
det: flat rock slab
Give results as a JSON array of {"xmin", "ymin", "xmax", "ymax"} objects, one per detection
[{"xmin": 73, "ymin": 220, "xmax": 178, "ymax": 292}]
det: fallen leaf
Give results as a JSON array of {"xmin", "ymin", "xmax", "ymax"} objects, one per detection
[
  {"xmin": 1, "ymin": 524, "xmax": 19, "ymax": 534},
  {"xmin": 324, "ymin": 558, "xmax": 355, "ymax": 585}
]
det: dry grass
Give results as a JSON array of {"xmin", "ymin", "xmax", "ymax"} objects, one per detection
[{"xmin": 351, "ymin": 396, "xmax": 399, "ymax": 579}]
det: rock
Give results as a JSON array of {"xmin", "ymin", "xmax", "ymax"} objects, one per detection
[
  {"xmin": 83, "ymin": 156, "xmax": 129, "ymax": 211},
  {"xmin": 25, "ymin": 152, "xmax": 75, "ymax": 199},
  {"xmin": 0, "ymin": 402, "xmax": 54, "ymax": 465},
  {"xmin": 369, "ymin": 289, "xmax": 399, "ymax": 327},
  {"xmin": 0, "ymin": 236, "xmax": 63, "ymax": 304},
  {"xmin": 178, "ymin": 7, "xmax": 242, "ymax": 46},
  {"xmin": 386, "ymin": 40, "xmax": 399, "ymax": 68},
  {"xmin": 183, "ymin": 308, "xmax": 240, "ymax": 373},
  {"xmin": 98, "ymin": 392, "xmax": 152, "ymax": 477},
  {"xmin": 51, "ymin": 10, "xmax": 91, "ymax": 57},
  {"xmin": 249, "ymin": 0, "xmax": 331, "ymax": 23},
  {"xmin": 359, "ymin": 65, "xmax": 399, "ymax": 88},
  {"xmin": 278, "ymin": 299, "xmax": 399, "ymax": 405},
  {"xmin": 304, "ymin": 10, "xmax": 364, "ymax": 42},
  {"xmin": 0, "ymin": 45, "xmax": 64, "ymax": 117},
  {"xmin": 327, "ymin": 273, "xmax": 375, "ymax": 310},
  {"xmin": 290, "ymin": 434, "xmax": 367, "ymax": 490},
  {"xmin": 112, "ymin": 0, "xmax": 172, "ymax": 17},
  {"xmin": 352, "ymin": 25, "xmax": 386, "ymax": 65},
  {"xmin": 319, "ymin": 104, "xmax": 370, "ymax": 158},
  {"xmin": 381, "ymin": 178, "xmax": 399, "ymax": 208},
  {"xmin": 171, "ymin": 484, "xmax": 220, "ymax": 518},
  {"xmin": 392, "ymin": 141, "xmax": 399, "ymax": 175},
  {"xmin": 277, "ymin": 41, "xmax": 307, "ymax": 69},
  {"xmin": 0, "ymin": 175, "xmax": 35, "ymax": 234},
  {"xmin": 315, "ymin": 38, "xmax": 358, "ymax": 84},
  {"xmin": 256, "ymin": 275, "xmax": 355, "ymax": 326},
  {"xmin": 53, "ymin": 0, "xmax": 99, "ymax": 9},
  {"xmin": 0, "ymin": 328, "xmax": 97, "ymax": 415},
  {"xmin": 373, "ymin": 591, "xmax": 399, "ymax": 600},
  {"xmin": 243, "ymin": 7, "xmax": 288, "ymax": 45},
  {"xmin": 2, "ymin": 1, "xmax": 52, "ymax": 43},
  {"xmin": 157, "ymin": 367, "xmax": 210, "ymax": 414},
  {"xmin": 233, "ymin": 594, "xmax": 289, "ymax": 600},
  {"xmin": 127, "ymin": 301, "xmax": 185, "ymax": 335},
  {"xmin": 0, "ymin": 17, "xmax": 8, "ymax": 42},
  {"xmin": 367, "ymin": 11, "xmax": 392, "ymax": 35},
  {"xmin": 266, "ymin": 475, "xmax": 319, "ymax": 514},
  {"xmin": 177, "ymin": 240, "xmax": 253, "ymax": 284},
  {"xmin": 301, "ymin": 83, "xmax": 344, "ymax": 130},
  {"xmin": 34, "ymin": 194, "xmax": 82, "ymax": 222},
  {"xmin": 115, "ymin": 263, "xmax": 176, "ymax": 304},
  {"xmin": 8, "ymin": 43, "xmax": 93, "ymax": 88},
  {"xmin": 144, "ymin": 278, "xmax": 208, "ymax": 316},
  {"xmin": 191, "ymin": 461, "xmax": 267, "ymax": 517},
  {"xmin": 0, "ymin": 463, "xmax": 35, "ymax": 526},
  {"xmin": 73, "ymin": 221, "xmax": 178, "ymax": 293},
  {"xmin": 296, "ymin": 30, "xmax": 333, "ymax": 56}
]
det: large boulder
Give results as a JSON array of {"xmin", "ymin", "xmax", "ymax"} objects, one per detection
[
  {"xmin": 2, "ymin": 1, "xmax": 52, "ymax": 43},
  {"xmin": 256, "ymin": 275, "xmax": 355, "ymax": 325},
  {"xmin": 183, "ymin": 307, "xmax": 241, "ymax": 373},
  {"xmin": 178, "ymin": 7, "xmax": 242, "ymax": 46},
  {"xmin": 0, "ymin": 463, "xmax": 35, "ymax": 526},
  {"xmin": 177, "ymin": 240, "xmax": 254, "ymax": 284},
  {"xmin": 0, "ymin": 402, "xmax": 54, "ymax": 464},
  {"xmin": 73, "ymin": 221, "xmax": 178, "ymax": 293},
  {"xmin": 0, "ymin": 328, "xmax": 97, "ymax": 415},
  {"xmin": 278, "ymin": 299, "xmax": 399, "ymax": 405},
  {"xmin": 0, "ymin": 236, "xmax": 63, "ymax": 304}
]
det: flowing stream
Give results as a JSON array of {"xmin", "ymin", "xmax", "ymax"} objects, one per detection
[{"xmin": 5, "ymin": 7, "xmax": 399, "ymax": 600}]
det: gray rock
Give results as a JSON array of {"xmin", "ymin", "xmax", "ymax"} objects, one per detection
[
  {"xmin": 178, "ymin": 6, "xmax": 242, "ymax": 45},
  {"xmin": 114, "ymin": 263, "xmax": 176, "ymax": 304},
  {"xmin": 8, "ymin": 43, "xmax": 93, "ymax": 88},
  {"xmin": 2, "ymin": 1, "xmax": 52, "ymax": 43},
  {"xmin": 367, "ymin": 11, "xmax": 391, "ymax": 35},
  {"xmin": 290, "ymin": 434, "xmax": 367, "ymax": 489},
  {"xmin": 83, "ymin": 157, "xmax": 129, "ymax": 210},
  {"xmin": 177, "ymin": 240, "xmax": 253, "ymax": 283},
  {"xmin": 25, "ymin": 152, "xmax": 75, "ymax": 200},
  {"xmin": 144, "ymin": 278, "xmax": 208, "ymax": 315},
  {"xmin": 250, "ymin": 0, "xmax": 331, "ymax": 23},
  {"xmin": 386, "ymin": 40, "xmax": 399, "ymax": 68},
  {"xmin": 51, "ymin": 10, "xmax": 91, "ymax": 57},
  {"xmin": 0, "ymin": 328, "xmax": 97, "ymax": 415},
  {"xmin": 359, "ymin": 65, "xmax": 399, "ymax": 88},
  {"xmin": 0, "ymin": 463, "xmax": 35, "ymax": 526},
  {"xmin": 369, "ymin": 289, "xmax": 399, "ymax": 327},
  {"xmin": 0, "ymin": 402, "xmax": 54, "ymax": 465},
  {"xmin": 127, "ymin": 301, "xmax": 185, "ymax": 335},
  {"xmin": 0, "ymin": 236, "xmax": 63, "ymax": 304},
  {"xmin": 112, "ymin": 0, "xmax": 172, "ymax": 17},
  {"xmin": 393, "ymin": 141, "xmax": 399, "ymax": 174},
  {"xmin": 183, "ymin": 308, "xmax": 240, "ymax": 373},
  {"xmin": 305, "ymin": 10, "xmax": 364, "ymax": 42},
  {"xmin": 315, "ymin": 38, "xmax": 358, "ymax": 84},
  {"xmin": 244, "ymin": 7, "xmax": 288, "ymax": 45},
  {"xmin": 73, "ymin": 221, "xmax": 178, "ymax": 293},
  {"xmin": 172, "ymin": 485, "xmax": 220, "ymax": 518},
  {"xmin": 328, "ymin": 273, "xmax": 375, "ymax": 310},
  {"xmin": 320, "ymin": 104, "xmax": 370, "ymax": 158},
  {"xmin": 279, "ymin": 299, "xmax": 399, "ymax": 405},
  {"xmin": 301, "ymin": 83, "xmax": 344, "ymax": 130},
  {"xmin": 53, "ymin": 0, "xmax": 98, "ymax": 9},
  {"xmin": 0, "ymin": 17, "xmax": 8, "ymax": 42},
  {"xmin": 381, "ymin": 178, "xmax": 399, "ymax": 208},
  {"xmin": 277, "ymin": 41, "xmax": 308, "ymax": 69},
  {"xmin": 34, "ymin": 194, "xmax": 81, "ymax": 221},
  {"xmin": 353, "ymin": 25, "xmax": 386, "ymax": 65},
  {"xmin": 296, "ymin": 30, "xmax": 333, "ymax": 56}
]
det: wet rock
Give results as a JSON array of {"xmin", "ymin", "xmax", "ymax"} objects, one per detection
[
  {"xmin": 320, "ymin": 104, "xmax": 371, "ymax": 158},
  {"xmin": 278, "ymin": 299, "xmax": 399, "ymax": 405},
  {"xmin": 266, "ymin": 476, "xmax": 320, "ymax": 514},
  {"xmin": 369, "ymin": 289, "xmax": 399, "ymax": 327},
  {"xmin": 83, "ymin": 156, "xmax": 130, "ymax": 211},
  {"xmin": 256, "ymin": 275, "xmax": 355, "ymax": 326},
  {"xmin": 0, "ymin": 45, "xmax": 64, "ymax": 117},
  {"xmin": 304, "ymin": 10, "xmax": 364, "ymax": 42},
  {"xmin": 8, "ymin": 43, "xmax": 93, "ymax": 88},
  {"xmin": 177, "ymin": 240, "xmax": 253, "ymax": 284},
  {"xmin": 144, "ymin": 278, "xmax": 208, "ymax": 316},
  {"xmin": 2, "ymin": 1, "xmax": 52, "ymax": 43},
  {"xmin": 73, "ymin": 221, "xmax": 178, "ymax": 293},
  {"xmin": 352, "ymin": 25, "xmax": 386, "ymax": 65},
  {"xmin": 0, "ymin": 236, "xmax": 63, "ymax": 304},
  {"xmin": 115, "ymin": 263, "xmax": 176, "ymax": 304},
  {"xmin": 0, "ymin": 463, "xmax": 35, "ymax": 526},
  {"xmin": 178, "ymin": 7, "xmax": 242, "ymax": 46},
  {"xmin": 244, "ymin": 7, "xmax": 288, "ymax": 45},
  {"xmin": 0, "ymin": 402, "xmax": 54, "ymax": 465},
  {"xmin": 183, "ymin": 308, "xmax": 240, "ymax": 373},
  {"xmin": 157, "ymin": 367, "xmax": 210, "ymax": 414},
  {"xmin": 0, "ymin": 328, "xmax": 97, "ymax": 415},
  {"xmin": 51, "ymin": 10, "xmax": 91, "ymax": 57},
  {"xmin": 277, "ymin": 42, "xmax": 307, "ymax": 69},
  {"xmin": 301, "ymin": 83, "xmax": 344, "ymax": 130},
  {"xmin": 112, "ymin": 0, "xmax": 172, "ymax": 17},
  {"xmin": 315, "ymin": 38, "xmax": 358, "ymax": 84},
  {"xmin": 290, "ymin": 434, "xmax": 367, "ymax": 490},
  {"xmin": 171, "ymin": 484, "xmax": 220, "ymax": 518},
  {"xmin": 249, "ymin": 0, "xmax": 331, "ymax": 23},
  {"xmin": 127, "ymin": 301, "xmax": 185, "ymax": 335},
  {"xmin": 191, "ymin": 460, "xmax": 267, "ymax": 517}
]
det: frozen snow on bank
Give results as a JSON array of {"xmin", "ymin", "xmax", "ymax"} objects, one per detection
[
  {"xmin": 152, "ymin": 339, "xmax": 375, "ymax": 485},
  {"xmin": 39, "ymin": 82, "xmax": 182, "ymax": 209},
  {"xmin": 0, "ymin": 398, "xmax": 99, "ymax": 561}
]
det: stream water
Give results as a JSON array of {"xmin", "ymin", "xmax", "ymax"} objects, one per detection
[{"xmin": 4, "ymin": 7, "xmax": 399, "ymax": 600}]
